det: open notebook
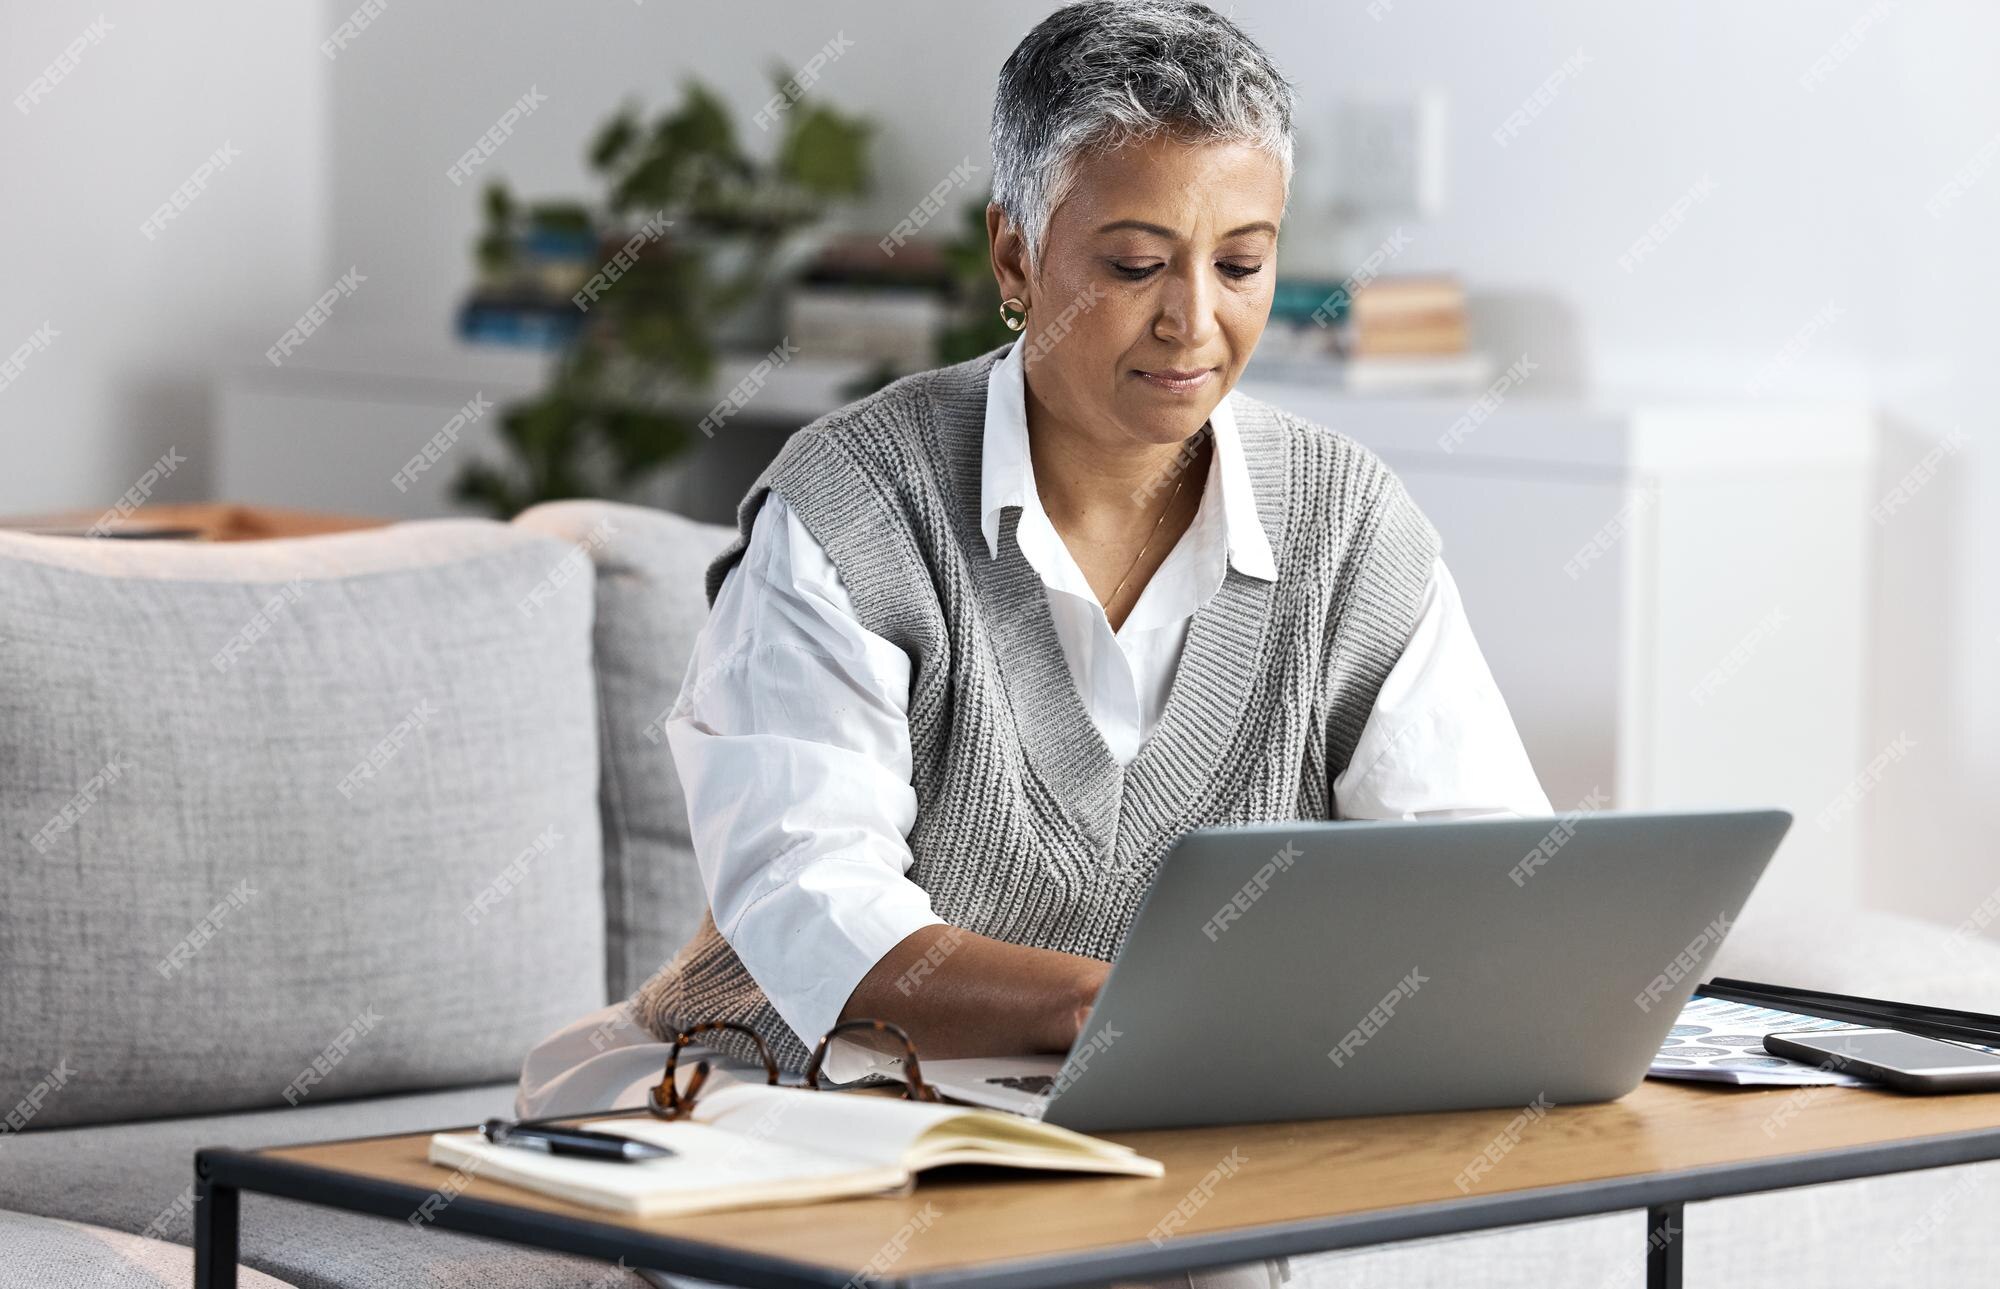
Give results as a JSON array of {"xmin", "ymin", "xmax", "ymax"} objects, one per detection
[{"xmin": 428, "ymin": 1075, "xmax": 1164, "ymax": 1218}]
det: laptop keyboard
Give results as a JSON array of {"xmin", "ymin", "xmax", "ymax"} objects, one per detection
[{"xmin": 984, "ymin": 1074, "xmax": 1056, "ymax": 1096}]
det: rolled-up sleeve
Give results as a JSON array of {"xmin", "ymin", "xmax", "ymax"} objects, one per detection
[{"xmin": 665, "ymin": 493, "xmax": 944, "ymax": 1049}]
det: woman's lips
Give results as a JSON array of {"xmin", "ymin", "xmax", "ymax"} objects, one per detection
[{"xmin": 1133, "ymin": 366, "xmax": 1216, "ymax": 394}]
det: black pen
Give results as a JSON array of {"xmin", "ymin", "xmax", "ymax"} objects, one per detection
[{"xmin": 480, "ymin": 1118, "xmax": 675, "ymax": 1163}]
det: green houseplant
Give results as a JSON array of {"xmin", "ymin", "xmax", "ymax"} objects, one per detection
[{"xmin": 454, "ymin": 78, "xmax": 872, "ymax": 517}]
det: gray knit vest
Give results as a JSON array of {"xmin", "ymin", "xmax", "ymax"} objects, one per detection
[{"xmin": 633, "ymin": 346, "xmax": 1440, "ymax": 1070}]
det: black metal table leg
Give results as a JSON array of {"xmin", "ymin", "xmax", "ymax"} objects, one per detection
[
  {"xmin": 1645, "ymin": 1202, "xmax": 1684, "ymax": 1289},
  {"xmin": 194, "ymin": 1159, "xmax": 240, "ymax": 1289}
]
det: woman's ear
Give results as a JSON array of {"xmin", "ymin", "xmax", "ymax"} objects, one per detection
[{"xmin": 986, "ymin": 202, "xmax": 1031, "ymax": 307}]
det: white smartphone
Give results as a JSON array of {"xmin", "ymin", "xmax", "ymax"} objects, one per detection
[{"xmin": 1765, "ymin": 1028, "xmax": 2000, "ymax": 1093}]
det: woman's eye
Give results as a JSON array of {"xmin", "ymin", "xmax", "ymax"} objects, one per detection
[{"xmin": 1107, "ymin": 259, "xmax": 1262, "ymax": 280}]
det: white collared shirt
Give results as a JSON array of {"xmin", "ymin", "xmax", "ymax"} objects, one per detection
[
  {"xmin": 659, "ymin": 341, "xmax": 1549, "ymax": 1060},
  {"xmin": 979, "ymin": 337, "xmax": 1276, "ymax": 763}
]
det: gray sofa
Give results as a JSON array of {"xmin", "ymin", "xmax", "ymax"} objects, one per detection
[{"xmin": 2, "ymin": 499, "xmax": 1995, "ymax": 1288}]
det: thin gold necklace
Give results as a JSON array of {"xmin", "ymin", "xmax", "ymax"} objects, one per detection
[{"xmin": 1104, "ymin": 467, "xmax": 1188, "ymax": 617}]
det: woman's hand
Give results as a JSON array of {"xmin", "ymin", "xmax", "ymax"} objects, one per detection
[{"xmin": 841, "ymin": 924, "xmax": 1111, "ymax": 1058}]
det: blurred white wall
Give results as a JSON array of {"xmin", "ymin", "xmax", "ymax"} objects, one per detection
[
  {"xmin": 3, "ymin": 0, "xmax": 1992, "ymax": 930},
  {"xmin": 0, "ymin": 2, "xmax": 329, "ymax": 514}
]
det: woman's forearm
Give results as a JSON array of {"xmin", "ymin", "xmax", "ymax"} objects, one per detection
[{"xmin": 839, "ymin": 924, "xmax": 1110, "ymax": 1058}]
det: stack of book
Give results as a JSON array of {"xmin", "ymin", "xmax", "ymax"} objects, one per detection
[
  {"xmin": 1250, "ymin": 273, "xmax": 1492, "ymax": 395},
  {"xmin": 1347, "ymin": 275, "xmax": 1469, "ymax": 357},
  {"xmin": 456, "ymin": 224, "xmax": 598, "ymax": 349},
  {"xmin": 784, "ymin": 235, "xmax": 952, "ymax": 374}
]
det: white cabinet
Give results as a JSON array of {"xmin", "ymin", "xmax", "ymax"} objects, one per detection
[
  {"xmin": 215, "ymin": 337, "xmax": 548, "ymax": 520},
  {"xmin": 1246, "ymin": 378, "xmax": 1877, "ymax": 917},
  {"xmin": 214, "ymin": 335, "xmax": 873, "ymax": 524}
]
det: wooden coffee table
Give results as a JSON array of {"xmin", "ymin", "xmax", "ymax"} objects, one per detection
[{"xmin": 193, "ymin": 1080, "xmax": 2000, "ymax": 1289}]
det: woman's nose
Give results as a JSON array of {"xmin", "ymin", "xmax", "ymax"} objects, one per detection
[{"xmin": 1153, "ymin": 267, "xmax": 1220, "ymax": 349}]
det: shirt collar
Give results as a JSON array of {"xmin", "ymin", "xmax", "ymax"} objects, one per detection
[{"xmin": 979, "ymin": 339, "xmax": 1276, "ymax": 582}]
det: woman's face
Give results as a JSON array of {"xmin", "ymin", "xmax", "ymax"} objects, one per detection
[{"xmin": 993, "ymin": 134, "xmax": 1285, "ymax": 451}]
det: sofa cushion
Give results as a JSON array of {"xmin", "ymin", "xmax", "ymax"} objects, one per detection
[
  {"xmin": 0, "ymin": 1082, "xmax": 645, "ymax": 1289},
  {"xmin": 0, "ymin": 523, "xmax": 606, "ymax": 1129},
  {"xmin": 1711, "ymin": 902, "xmax": 2000, "ymax": 1011},
  {"xmin": 0, "ymin": 1210, "xmax": 294, "ymax": 1288},
  {"xmin": 512, "ymin": 502, "xmax": 735, "ymax": 999}
]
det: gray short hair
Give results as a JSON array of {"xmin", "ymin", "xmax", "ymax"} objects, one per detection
[{"xmin": 990, "ymin": 0, "xmax": 1296, "ymax": 271}]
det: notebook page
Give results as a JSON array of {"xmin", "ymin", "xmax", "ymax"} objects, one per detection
[
  {"xmin": 426, "ymin": 1121, "xmax": 906, "ymax": 1217},
  {"xmin": 634, "ymin": 1080, "xmax": 1158, "ymax": 1173}
]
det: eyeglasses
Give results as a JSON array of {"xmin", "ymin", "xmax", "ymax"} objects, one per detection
[{"xmin": 647, "ymin": 1018, "xmax": 942, "ymax": 1120}]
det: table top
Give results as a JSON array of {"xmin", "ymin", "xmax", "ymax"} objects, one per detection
[{"xmin": 203, "ymin": 1079, "xmax": 2000, "ymax": 1288}]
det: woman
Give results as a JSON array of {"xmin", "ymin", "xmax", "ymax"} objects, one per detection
[{"xmin": 523, "ymin": 0, "xmax": 1544, "ymax": 1128}]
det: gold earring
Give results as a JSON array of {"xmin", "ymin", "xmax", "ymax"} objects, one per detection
[{"xmin": 999, "ymin": 297, "xmax": 1028, "ymax": 332}]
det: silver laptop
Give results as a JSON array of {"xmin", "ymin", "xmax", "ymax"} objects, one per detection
[{"xmin": 922, "ymin": 809, "xmax": 1789, "ymax": 1131}]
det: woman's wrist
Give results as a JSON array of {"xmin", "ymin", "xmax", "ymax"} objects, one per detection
[
  {"xmin": 1038, "ymin": 954, "xmax": 1111, "ymax": 1052},
  {"xmin": 844, "ymin": 925, "xmax": 1111, "ymax": 1058}
]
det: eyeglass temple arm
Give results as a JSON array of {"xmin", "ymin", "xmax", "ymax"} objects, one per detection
[{"xmin": 681, "ymin": 1059, "xmax": 711, "ymax": 1107}]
